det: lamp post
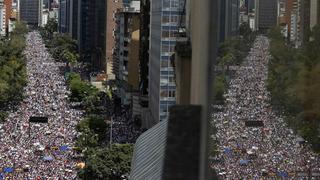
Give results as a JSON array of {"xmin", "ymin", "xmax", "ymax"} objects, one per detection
[{"xmin": 110, "ymin": 116, "xmax": 113, "ymax": 145}]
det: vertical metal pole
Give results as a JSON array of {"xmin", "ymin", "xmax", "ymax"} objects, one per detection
[
  {"xmin": 110, "ymin": 116, "xmax": 113, "ymax": 145},
  {"xmin": 28, "ymin": 121, "xmax": 30, "ymax": 138}
]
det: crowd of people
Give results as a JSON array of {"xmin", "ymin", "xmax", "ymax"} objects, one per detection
[
  {"xmin": 211, "ymin": 36, "xmax": 320, "ymax": 179},
  {"xmin": 0, "ymin": 32, "xmax": 83, "ymax": 179},
  {"xmin": 107, "ymin": 104, "xmax": 143, "ymax": 144}
]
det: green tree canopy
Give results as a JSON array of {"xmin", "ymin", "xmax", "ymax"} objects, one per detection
[{"xmin": 78, "ymin": 144, "xmax": 134, "ymax": 180}]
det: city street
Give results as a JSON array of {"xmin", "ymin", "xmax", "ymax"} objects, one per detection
[
  {"xmin": 0, "ymin": 31, "xmax": 82, "ymax": 179},
  {"xmin": 211, "ymin": 36, "xmax": 320, "ymax": 179}
]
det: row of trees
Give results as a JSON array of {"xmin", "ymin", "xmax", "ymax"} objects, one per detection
[
  {"xmin": 213, "ymin": 23, "xmax": 257, "ymax": 104},
  {"xmin": 40, "ymin": 19, "xmax": 134, "ymax": 179},
  {"xmin": 268, "ymin": 26, "xmax": 320, "ymax": 152},
  {"xmin": 66, "ymin": 72, "xmax": 133, "ymax": 180},
  {"xmin": 39, "ymin": 19, "xmax": 79, "ymax": 66},
  {"xmin": 0, "ymin": 22, "xmax": 28, "ymax": 122}
]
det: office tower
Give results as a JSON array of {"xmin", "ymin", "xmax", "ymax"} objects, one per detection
[
  {"xmin": 58, "ymin": 0, "xmax": 70, "ymax": 33},
  {"xmin": 148, "ymin": 0, "xmax": 185, "ymax": 126},
  {"xmin": 79, "ymin": 0, "xmax": 106, "ymax": 71},
  {"xmin": 219, "ymin": 0, "xmax": 239, "ymax": 42},
  {"xmin": 20, "ymin": 0, "xmax": 43, "ymax": 26},
  {"xmin": 69, "ymin": 0, "xmax": 79, "ymax": 40},
  {"xmin": 58, "ymin": 0, "xmax": 79, "ymax": 39},
  {"xmin": 106, "ymin": 0, "xmax": 123, "ymax": 80},
  {"xmin": 4, "ymin": 0, "xmax": 12, "ymax": 33},
  {"xmin": 255, "ymin": 0, "xmax": 277, "ymax": 32},
  {"xmin": 113, "ymin": 1, "xmax": 140, "ymax": 105},
  {"xmin": 0, "ymin": 0, "xmax": 5, "ymax": 36}
]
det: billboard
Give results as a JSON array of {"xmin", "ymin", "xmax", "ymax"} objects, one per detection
[{"xmin": 29, "ymin": 117, "xmax": 48, "ymax": 123}]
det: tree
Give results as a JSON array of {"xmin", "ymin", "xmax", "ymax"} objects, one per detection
[
  {"xmin": 76, "ymin": 115, "xmax": 108, "ymax": 141},
  {"xmin": 0, "ymin": 22, "xmax": 27, "ymax": 122},
  {"xmin": 268, "ymin": 26, "xmax": 320, "ymax": 152},
  {"xmin": 213, "ymin": 75, "xmax": 226, "ymax": 104},
  {"xmin": 67, "ymin": 73, "xmax": 98, "ymax": 102},
  {"xmin": 78, "ymin": 144, "xmax": 134, "ymax": 180},
  {"xmin": 11, "ymin": 21, "xmax": 28, "ymax": 36},
  {"xmin": 40, "ymin": 18, "xmax": 58, "ymax": 40},
  {"xmin": 239, "ymin": 22, "xmax": 252, "ymax": 39}
]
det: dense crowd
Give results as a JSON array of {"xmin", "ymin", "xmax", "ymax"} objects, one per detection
[
  {"xmin": 211, "ymin": 36, "xmax": 320, "ymax": 179},
  {"xmin": 0, "ymin": 32, "xmax": 83, "ymax": 179},
  {"xmin": 107, "ymin": 105, "xmax": 143, "ymax": 144}
]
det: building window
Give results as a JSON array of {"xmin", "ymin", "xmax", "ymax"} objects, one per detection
[
  {"xmin": 162, "ymin": 30, "xmax": 170, "ymax": 38},
  {"xmin": 169, "ymin": 76, "xmax": 175, "ymax": 84},
  {"xmin": 162, "ymin": 16, "xmax": 170, "ymax": 24},
  {"xmin": 168, "ymin": 90, "xmax": 176, "ymax": 98},
  {"xmin": 162, "ymin": 44, "xmax": 170, "ymax": 52},
  {"xmin": 161, "ymin": 60, "xmax": 169, "ymax": 68},
  {"xmin": 169, "ymin": 44, "xmax": 176, "ymax": 52},
  {"xmin": 163, "ymin": 0, "xmax": 170, "ymax": 8},
  {"xmin": 160, "ymin": 77, "xmax": 169, "ymax": 85},
  {"xmin": 170, "ymin": 15, "xmax": 179, "ymax": 24},
  {"xmin": 160, "ymin": 90, "xmax": 168, "ymax": 98},
  {"xmin": 171, "ymin": 0, "xmax": 180, "ymax": 8}
]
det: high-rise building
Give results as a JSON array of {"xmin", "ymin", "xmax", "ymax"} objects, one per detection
[
  {"xmin": 219, "ymin": 0, "xmax": 239, "ymax": 42},
  {"xmin": 148, "ymin": 0, "xmax": 185, "ymax": 126},
  {"xmin": 79, "ymin": 0, "xmax": 106, "ymax": 71},
  {"xmin": 20, "ymin": 0, "xmax": 43, "ymax": 26},
  {"xmin": 113, "ymin": 1, "xmax": 140, "ymax": 105},
  {"xmin": 0, "ymin": 0, "xmax": 6, "ymax": 36},
  {"xmin": 255, "ymin": 0, "xmax": 277, "ymax": 32},
  {"xmin": 58, "ymin": 0, "xmax": 70, "ymax": 33},
  {"xmin": 4, "ymin": 0, "xmax": 12, "ymax": 33},
  {"xmin": 57, "ymin": 0, "xmax": 79, "ymax": 40},
  {"xmin": 106, "ymin": 0, "xmax": 123, "ymax": 80},
  {"xmin": 69, "ymin": 0, "xmax": 79, "ymax": 40}
]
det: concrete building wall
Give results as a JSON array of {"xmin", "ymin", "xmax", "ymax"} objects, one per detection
[
  {"xmin": 148, "ymin": 0, "xmax": 185, "ymax": 127},
  {"xmin": 0, "ymin": 1, "xmax": 6, "ymax": 36},
  {"xmin": 106, "ymin": 0, "xmax": 123, "ymax": 80},
  {"xmin": 128, "ymin": 27, "xmax": 140, "ymax": 90},
  {"xmin": 113, "ymin": 2, "xmax": 140, "ymax": 105},
  {"xmin": 310, "ymin": 0, "xmax": 320, "ymax": 29}
]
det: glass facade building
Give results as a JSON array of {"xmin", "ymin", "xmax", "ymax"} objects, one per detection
[
  {"xmin": 20, "ymin": 0, "xmax": 43, "ymax": 26},
  {"xmin": 149, "ymin": 0, "xmax": 185, "ymax": 124}
]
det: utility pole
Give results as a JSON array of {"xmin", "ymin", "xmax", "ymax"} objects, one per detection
[{"xmin": 110, "ymin": 116, "xmax": 113, "ymax": 145}]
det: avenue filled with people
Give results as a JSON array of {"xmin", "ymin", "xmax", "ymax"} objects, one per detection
[
  {"xmin": 0, "ymin": 31, "xmax": 83, "ymax": 179},
  {"xmin": 211, "ymin": 36, "xmax": 320, "ymax": 179}
]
